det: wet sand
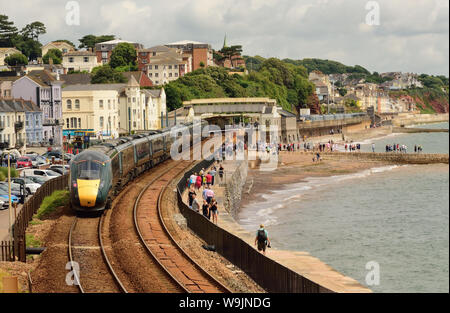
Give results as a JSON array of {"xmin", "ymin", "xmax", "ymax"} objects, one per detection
[{"xmin": 241, "ymin": 152, "xmax": 386, "ymax": 209}]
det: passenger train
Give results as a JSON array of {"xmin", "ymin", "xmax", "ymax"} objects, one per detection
[{"xmin": 70, "ymin": 121, "xmax": 209, "ymax": 212}]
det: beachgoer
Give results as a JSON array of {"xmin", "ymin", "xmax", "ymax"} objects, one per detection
[
  {"xmin": 219, "ymin": 164, "xmax": 224, "ymax": 182},
  {"xmin": 209, "ymin": 199, "xmax": 219, "ymax": 224},
  {"xmin": 255, "ymin": 224, "xmax": 271, "ymax": 255},
  {"xmin": 202, "ymin": 200, "xmax": 210, "ymax": 219},
  {"xmin": 206, "ymin": 172, "xmax": 213, "ymax": 188},
  {"xmin": 206, "ymin": 188, "xmax": 215, "ymax": 204},
  {"xmin": 210, "ymin": 167, "xmax": 217, "ymax": 186},
  {"xmin": 191, "ymin": 193, "xmax": 200, "ymax": 212},
  {"xmin": 188, "ymin": 188, "xmax": 196, "ymax": 208},
  {"xmin": 372, "ymin": 143, "xmax": 375, "ymax": 153},
  {"xmin": 195, "ymin": 175, "xmax": 202, "ymax": 190}
]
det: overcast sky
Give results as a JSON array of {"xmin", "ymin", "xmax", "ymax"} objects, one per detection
[{"xmin": 1, "ymin": 0, "xmax": 449, "ymax": 75}]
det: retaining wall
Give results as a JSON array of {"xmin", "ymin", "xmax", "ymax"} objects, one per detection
[{"xmin": 316, "ymin": 152, "xmax": 449, "ymax": 165}]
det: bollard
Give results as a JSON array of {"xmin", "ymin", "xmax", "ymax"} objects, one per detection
[{"xmin": 2, "ymin": 276, "xmax": 19, "ymax": 293}]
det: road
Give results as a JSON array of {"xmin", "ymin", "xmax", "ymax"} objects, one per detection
[{"xmin": 0, "ymin": 207, "xmax": 12, "ymax": 241}]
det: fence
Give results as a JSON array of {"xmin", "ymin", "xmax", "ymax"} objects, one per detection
[
  {"xmin": 0, "ymin": 174, "xmax": 68, "ymax": 262},
  {"xmin": 177, "ymin": 159, "xmax": 332, "ymax": 293}
]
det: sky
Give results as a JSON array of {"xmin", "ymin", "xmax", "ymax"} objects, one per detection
[{"xmin": 1, "ymin": 0, "xmax": 449, "ymax": 76}]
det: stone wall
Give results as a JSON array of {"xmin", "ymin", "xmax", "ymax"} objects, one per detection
[
  {"xmin": 318, "ymin": 151, "xmax": 449, "ymax": 165},
  {"xmin": 224, "ymin": 160, "xmax": 248, "ymax": 218},
  {"xmin": 392, "ymin": 113, "xmax": 449, "ymax": 126}
]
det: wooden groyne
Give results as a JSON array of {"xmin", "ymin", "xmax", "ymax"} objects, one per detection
[
  {"xmin": 393, "ymin": 127, "xmax": 448, "ymax": 134},
  {"xmin": 311, "ymin": 152, "xmax": 449, "ymax": 165}
]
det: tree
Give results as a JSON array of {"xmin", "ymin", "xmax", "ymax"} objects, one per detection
[
  {"xmin": 91, "ymin": 65, "xmax": 127, "ymax": 84},
  {"xmin": 43, "ymin": 48, "xmax": 62, "ymax": 64},
  {"xmin": 20, "ymin": 21, "xmax": 46, "ymax": 41},
  {"xmin": 4, "ymin": 53, "xmax": 28, "ymax": 66},
  {"xmin": 13, "ymin": 35, "xmax": 42, "ymax": 60},
  {"xmin": 199, "ymin": 61, "xmax": 205, "ymax": 68},
  {"xmin": 338, "ymin": 88, "xmax": 347, "ymax": 96},
  {"xmin": 0, "ymin": 14, "xmax": 18, "ymax": 47},
  {"xmin": 109, "ymin": 42, "xmax": 136, "ymax": 68},
  {"xmin": 78, "ymin": 34, "xmax": 115, "ymax": 49}
]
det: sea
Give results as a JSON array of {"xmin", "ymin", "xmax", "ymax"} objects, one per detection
[{"xmin": 237, "ymin": 122, "xmax": 449, "ymax": 293}]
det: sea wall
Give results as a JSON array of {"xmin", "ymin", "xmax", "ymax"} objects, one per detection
[
  {"xmin": 392, "ymin": 113, "xmax": 449, "ymax": 127},
  {"xmin": 223, "ymin": 160, "xmax": 248, "ymax": 218},
  {"xmin": 316, "ymin": 152, "xmax": 449, "ymax": 165}
]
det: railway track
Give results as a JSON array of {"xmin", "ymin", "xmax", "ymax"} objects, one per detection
[
  {"xmin": 133, "ymin": 160, "xmax": 232, "ymax": 293},
  {"xmin": 68, "ymin": 215, "xmax": 126, "ymax": 293}
]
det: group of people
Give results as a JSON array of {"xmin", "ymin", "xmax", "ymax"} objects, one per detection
[
  {"xmin": 345, "ymin": 143, "xmax": 361, "ymax": 152},
  {"xmin": 385, "ymin": 143, "xmax": 410, "ymax": 153},
  {"xmin": 188, "ymin": 165, "xmax": 225, "ymax": 225}
]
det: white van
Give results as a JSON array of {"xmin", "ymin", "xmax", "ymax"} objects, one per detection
[{"xmin": 20, "ymin": 169, "xmax": 62, "ymax": 181}]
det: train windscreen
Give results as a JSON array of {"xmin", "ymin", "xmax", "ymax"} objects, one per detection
[{"xmin": 77, "ymin": 160, "xmax": 103, "ymax": 180}]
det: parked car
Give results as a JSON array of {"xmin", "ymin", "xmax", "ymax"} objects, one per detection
[
  {"xmin": 0, "ymin": 194, "xmax": 19, "ymax": 210},
  {"xmin": 20, "ymin": 169, "xmax": 62, "ymax": 181},
  {"xmin": 0, "ymin": 183, "xmax": 26, "ymax": 204},
  {"xmin": 27, "ymin": 176, "xmax": 48, "ymax": 186},
  {"xmin": 11, "ymin": 177, "xmax": 41, "ymax": 194},
  {"xmin": 16, "ymin": 156, "xmax": 33, "ymax": 168},
  {"xmin": 25, "ymin": 154, "xmax": 49, "ymax": 168},
  {"xmin": 49, "ymin": 165, "xmax": 70, "ymax": 175}
]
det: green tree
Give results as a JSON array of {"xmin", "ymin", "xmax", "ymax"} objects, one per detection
[
  {"xmin": 4, "ymin": 52, "xmax": 28, "ymax": 66},
  {"xmin": 43, "ymin": 48, "xmax": 62, "ymax": 64},
  {"xmin": 0, "ymin": 14, "xmax": 18, "ymax": 47},
  {"xmin": 338, "ymin": 88, "xmax": 347, "ymax": 96},
  {"xmin": 13, "ymin": 35, "xmax": 42, "ymax": 60},
  {"xmin": 91, "ymin": 65, "xmax": 127, "ymax": 84},
  {"xmin": 78, "ymin": 34, "xmax": 115, "ymax": 49},
  {"xmin": 109, "ymin": 42, "xmax": 136, "ymax": 69},
  {"xmin": 20, "ymin": 21, "xmax": 46, "ymax": 41}
]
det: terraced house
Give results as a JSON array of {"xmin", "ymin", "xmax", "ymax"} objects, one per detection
[
  {"xmin": 12, "ymin": 70, "xmax": 64, "ymax": 146},
  {"xmin": 62, "ymin": 50, "xmax": 100, "ymax": 74},
  {"xmin": 0, "ymin": 99, "xmax": 27, "ymax": 150}
]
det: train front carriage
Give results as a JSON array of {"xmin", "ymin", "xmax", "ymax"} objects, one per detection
[{"xmin": 70, "ymin": 150, "xmax": 113, "ymax": 212}]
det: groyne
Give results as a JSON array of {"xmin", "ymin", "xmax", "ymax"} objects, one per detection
[
  {"xmin": 313, "ymin": 152, "xmax": 449, "ymax": 165},
  {"xmin": 393, "ymin": 127, "xmax": 448, "ymax": 134}
]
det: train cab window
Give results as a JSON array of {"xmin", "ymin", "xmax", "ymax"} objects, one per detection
[{"xmin": 77, "ymin": 161, "xmax": 102, "ymax": 180}]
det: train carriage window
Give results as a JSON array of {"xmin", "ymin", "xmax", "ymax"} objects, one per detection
[{"xmin": 77, "ymin": 161, "xmax": 102, "ymax": 180}]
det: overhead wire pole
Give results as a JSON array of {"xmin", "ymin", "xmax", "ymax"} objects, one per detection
[{"xmin": 7, "ymin": 151, "xmax": 13, "ymax": 242}]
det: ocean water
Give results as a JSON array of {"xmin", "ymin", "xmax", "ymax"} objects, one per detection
[{"xmin": 237, "ymin": 124, "xmax": 449, "ymax": 293}]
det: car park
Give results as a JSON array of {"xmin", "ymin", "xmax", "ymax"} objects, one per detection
[
  {"xmin": 0, "ymin": 183, "xmax": 26, "ymax": 204},
  {"xmin": 49, "ymin": 165, "xmax": 70, "ymax": 175},
  {"xmin": 25, "ymin": 154, "xmax": 49, "ymax": 168},
  {"xmin": 0, "ymin": 194, "xmax": 19, "ymax": 210}
]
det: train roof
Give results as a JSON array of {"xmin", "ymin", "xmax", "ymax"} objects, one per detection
[{"xmin": 72, "ymin": 149, "xmax": 111, "ymax": 163}]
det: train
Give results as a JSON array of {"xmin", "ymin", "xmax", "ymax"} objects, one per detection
[{"xmin": 69, "ymin": 120, "xmax": 209, "ymax": 212}]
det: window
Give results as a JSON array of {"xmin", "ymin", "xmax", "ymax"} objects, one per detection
[
  {"xmin": 62, "ymin": 48, "xmax": 68, "ymax": 53},
  {"xmin": 169, "ymin": 65, "xmax": 172, "ymax": 69},
  {"xmin": 66, "ymin": 118, "xmax": 69, "ymax": 128},
  {"xmin": 26, "ymin": 116, "xmax": 29, "ymax": 126},
  {"xmin": 83, "ymin": 57, "xmax": 89, "ymax": 62},
  {"xmin": 175, "ymin": 73, "xmax": 178, "ymax": 77},
  {"xmin": 152, "ymin": 52, "xmax": 156, "ymax": 56},
  {"xmin": 174, "ymin": 65, "xmax": 178, "ymax": 69},
  {"xmin": 133, "ymin": 97, "xmax": 136, "ymax": 103},
  {"xmin": 108, "ymin": 99, "xmax": 111, "ymax": 109},
  {"xmin": 100, "ymin": 116, "xmax": 104, "ymax": 128},
  {"xmin": 99, "ymin": 100, "xmax": 104, "ymax": 108},
  {"xmin": 75, "ymin": 99, "xmax": 80, "ymax": 109},
  {"xmin": 102, "ymin": 51, "xmax": 108, "ymax": 58},
  {"xmin": 149, "ymin": 73, "xmax": 152, "ymax": 77},
  {"xmin": 148, "ymin": 65, "xmax": 152, "ymax": 70},
  {"xmin": 7, "ymin": 116, "xmax": 10, "ymax": 127},
  {"xmin": 155, "ymin": 73, "xmax": 159, "ymax": 78},
  {"xmin": 113, "ymin": 116, "xmax": 116, "ymax": 127},
  {"xmin": 169, "ymin": 73, "xmax": 172, "ymax": 77},
  {"xmin": 78, "ymin": 118, "xmax": 81, "ymax": 128},
  {"xmin": 67, "ymin": 100, "xmax": 72, "ymax": 110},
  {"xmin": 69, "ymin": 57, "xmax": 74, "ymax": 63},
  {"xmin": 154, "ymin": 65, "xmax": 158, "ymax": 70}
]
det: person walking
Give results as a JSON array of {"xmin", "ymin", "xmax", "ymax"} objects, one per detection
[
  {"xmin": 206, "ymin": 172, "xmax": 212, "ymax": 188},
  {"xmin": 191, "ymin": 193, "xmax": 200, "ymax": 213},
  {"xmin": 202, "ymin": 199, "xmax": 210, "ymax": 220},
  {"xmin": 372, "ymin": 143, "xmax": 375, "ymax": 153},
  {"xmin": 195, "ymin": 174, "xmax": 202, "ymax": 190},
  {"xmin": 219, "ymin": 164, "xmax": 224, "ymax": 183},
  {"xmin": 210, "ymin": 167, "xmax": 217, "ymax": 186},
  {"xmin": 188, "ymin": 187, "xmax": 196, "ymax": 209},
  {"xmin": 209, "ymin": 198, "xmax": 219, "ymax": 224},
  {"xmin": 255, "ymin": 224, "xmax": 271, "ymax": 255}
]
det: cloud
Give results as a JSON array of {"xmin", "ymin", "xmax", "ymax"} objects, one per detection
[{"xmin": 0, "ymin": 0, "xmax": 448, "ymax": 75}]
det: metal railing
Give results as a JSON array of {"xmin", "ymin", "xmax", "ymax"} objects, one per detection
[
  {"xmin": 176, "ymin": 159, "xmax": 332, "ymax": 293},
  {"xmin": 0, "ymin": 175, "xmax": 69, "ymax": 262}
]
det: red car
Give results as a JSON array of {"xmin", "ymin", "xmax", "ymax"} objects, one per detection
[{"xmin": 16, "ymin": 157, "xmax": 33, "ymax": 169}]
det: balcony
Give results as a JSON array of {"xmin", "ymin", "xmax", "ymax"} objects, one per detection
[
  {"xmin": 43, "ymin": 118, "xmax": 64, "ymax": 127},
  {"xmin": 14, "ymin": 121, "xmax": 24, "ymax": 132}
]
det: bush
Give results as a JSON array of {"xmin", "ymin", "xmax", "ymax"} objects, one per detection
[
  {"xmin": 35, "ymin": 190, "xmax": 69, "ymax": 219},
  {"xmin": 0, "ymin": 167, "xmax": 18, "ymax": 179}
]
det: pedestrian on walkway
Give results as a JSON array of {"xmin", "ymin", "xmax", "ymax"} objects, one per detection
[
  {"xmin": 209, "ymin": 198, "xmax": 219, "ymax": 224},
  {"xmin": 210, "ymin": 167, "xmax": 217, "ymax": 186},
  {"xmin": 372, "ymin": 143, "xmax": 375, "ymax": 153},
  {"xmin": 188, "ymin": 187, "xmax": 196, "ymax": 209},
  {"xmin": 202, "ymin": 199, "xmax": 210, "ymax": 220},
  {"xmin": 255, "ymin": 224, "xmax": 271, "ymax": 255},
  {"xmin": 219, "ymin": 164, "xmax": 224, "ymax": 182},
  {"xmin": 191, "ymin": 193, "xmax": 200, "ymax": 213}
]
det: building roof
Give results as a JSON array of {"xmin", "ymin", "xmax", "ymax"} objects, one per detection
[
  {"xmin": 183, "ymin": 98, "xmax": 277, "ymax": 106},
  {"xmin": 0, "ymin": 47, "xmax": 20, "ymax": 53},
  {"xmin": 62, "ymin": 83, "xmax": 126, "ymax": 92},
  {"xmin": 126, "ymin": 74, "xmax": 140, "ymax": 87},
  {"xmin": 143, "ymin": 89, "xmax": 162, "ymax": 98},
  {"xmin": 63, "ymin": 50, "xmax": 96, "ymax": 56},
  {"xmin": 149, "ymin": 57, "xmax": 184, "ymax": 65},
  {"xmin": 26, "ymin": 70, "xmax": 59, "ymax": 86},
  {"xmin": 144, "ymin": 45, "xmax": 172, "ymax": 53},
  {"xmin": 43, "ymin": 41, "xmax": 74, "ymax": 48},
  {"xmin": 60, "ymin": 73, "xmax": 92, "ymax": 85},
  {"xmin": 278, "ymin": 108, "xmax": 296, "ymax": 118}
]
